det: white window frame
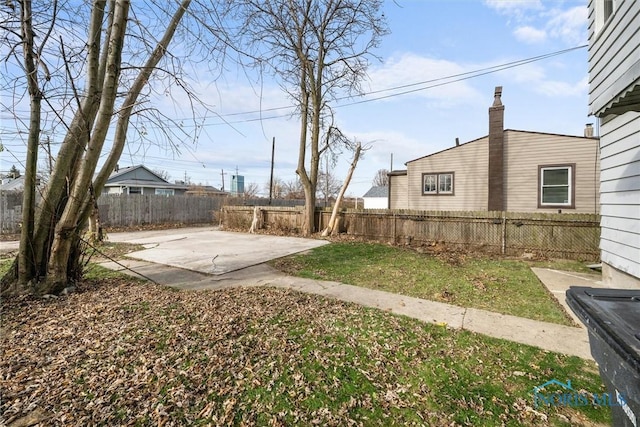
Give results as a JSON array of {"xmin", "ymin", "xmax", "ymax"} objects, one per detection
[
  {"xmin": 422, "ymin": 172, "xmax": 454, "ymax": 195},
  {"xmin": 128, "ymin": 186, "xmax": 142, "ymax": 195},
  {"xmin": 423, "ymin": 174, "xmax": 437, "ymax": 194},
  {"xmin": 539, "ymin": 165, "xmax": 574, "ymax": 208},
  {"xmin": 595, "ymin": 0, "xmax": 617, "ymax": 33},
  {"xmin": 155, "ymin": 188, "xmax": 175, "ymax": 196}
]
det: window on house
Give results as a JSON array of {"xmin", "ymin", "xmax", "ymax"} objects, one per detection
[
  {"xmin": 422, "ymin": 172, "xmax": 454, "ymax": 195},
  {"xmin": 155, "ymin": 188, "xmax": 174, "ymax": 196},
  {"xmin": 423, "ymin": 174, "xmax": 437, "ymax": 193},
  {"xmin": 604, "ymin": 0, "xmax": 614, "ymax": 21},
  {"xmin": 128, "ymin": 186, "xmax": 142, "ymax": 195},
  {"xmin": 596, "ymin": 0, "xmax": 616, "ymax": 32},
  {"xmin": 539, "ymin": 165, "xmax": 574, "ymax": 208}
]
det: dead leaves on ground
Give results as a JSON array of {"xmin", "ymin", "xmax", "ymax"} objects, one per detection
[{"xmin": 2, "ymin": 279, "xmax": 601, "ymax": 426}]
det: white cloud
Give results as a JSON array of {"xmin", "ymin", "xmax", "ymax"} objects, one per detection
[
  {"xmin": 484, "ymin": 0, "xmax": 543, "ymax": 18},
  {"xmin": 485, "ymin": 1, "xmax": 587, "ymax": 46},
  {"xmin": 514, "ymin": 26, "xmax": 547, "ymax": 44},
  {"xmin": 536, "ymin": 75, "xmax": 588, "ymax": 97},
  {"xmin": 366, "ymin": 53, "xmax": 484, "ymax": 107},
  {"xmin": 496, "ymin": 60, "xmax": 587, "ymax": 97},
  {"xmin": 546, "ymin": 6, "xmax": 588, "ymax": 45}
]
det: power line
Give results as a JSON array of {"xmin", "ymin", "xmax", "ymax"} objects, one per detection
[
  {"xmin": 162, "ymin": 44, "xmax": 590, "ymax": 126},
  {"xmin": 194, "ymin": 44, "xmax": 589, "ymax": 121},
  {"xmin": 1, "ymin": 44, "xmax": 588, "ymax": 132}
]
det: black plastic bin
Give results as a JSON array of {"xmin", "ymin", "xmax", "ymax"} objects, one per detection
[{"xmin": 566, "ymin": 286, "xmax": 640, "ymax": 427}]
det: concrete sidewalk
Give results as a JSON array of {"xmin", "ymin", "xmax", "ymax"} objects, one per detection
[{"xmin": 99, "ymin": 257, "xmax": 598, "ymax": 361}]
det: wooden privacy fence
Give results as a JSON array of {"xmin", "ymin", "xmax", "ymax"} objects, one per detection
[
  {"xmin": 222, "ymin": 206, "xmax": 601, "ymax": 261},
  {"xmin": 1, "ymin": 193, "xmax": 222, "ymax": 234},
  {"xmin": 97, "ymin": 194, "xmax": 223, "ymax": 227},
  {"xmin": 1, "ymin": 192, "xmax": 23, "ymax": 234}
]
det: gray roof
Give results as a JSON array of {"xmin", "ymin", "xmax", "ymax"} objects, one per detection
[
  {"xmin": 363, "ymin": 186, "xmax": 388, "ymax": 198},
  {"xmin": 0, "ymin": 176, "xmax": 44, "ymax": 192}
]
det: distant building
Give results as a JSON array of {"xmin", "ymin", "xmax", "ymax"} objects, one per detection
[
  {"xmin": 231, "ymin": 175, "xmax": 244, "ymax": 196},
  {"xmin": 389, "ymin": 87, "xmax": 600, "ymax": 214},
  {"xmin": 102, "ymin": 165, "xmax": 225, "ymax": 196},
  {"xmin": 362, "ymin": 186, "xmax": 389, "ymax": 209},
  {"xmin": 0, "ymin": 175, "xmax": 43, "ymax": 192},
  {"xmin": 102, "ymin": 165, "xmax": 188, "ymax": 195}
]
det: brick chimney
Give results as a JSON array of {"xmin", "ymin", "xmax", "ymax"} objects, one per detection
[{"xmin": 487, "ymin": 86, "xmax": 504, "ymax": 211}]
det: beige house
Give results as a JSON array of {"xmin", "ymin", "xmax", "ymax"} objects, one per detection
[
  {"xmin": 587, "ymin": 0, "xmax": 640, "ymax": 288},
  {"xmin": 389, "ymin": 87, "xmax": 600, "ymax": 214}
]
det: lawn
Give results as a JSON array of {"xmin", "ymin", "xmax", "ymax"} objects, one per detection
[
  {"xmin": 1, "ymin": 270, "xmax": 610, "ymax": 426},
  {"xmin": 272, "ymin": 242, "xmax": 590, "ymax": 326}
]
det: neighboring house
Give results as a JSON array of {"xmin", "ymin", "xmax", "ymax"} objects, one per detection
[
  {"xmin": 103, "ymin": 165, "xmax": 188, "ymax": 195},
  {"xmin": 0, "ymin": 175, "xmax": 45, "ymax": 234},
  {"xmin": 362, "ymin": 186, "xmax": 388, "ymax": 209},
  {"xmin": 0, "ymin": 175, "xmax": 44, "ymax": 193},
  {"xmin": 103, "ymin": 165, "xmax": 227, "ymax": 197},
  {"xmin": 0, "ymin": 176, "xmax": 27, "ymax": 193},
  {"xmin": 389, "ymin": 87, "xmax": 601, "ymax": 214},
  {"xmin": 588, "ymin": 0, "xmax": 640, "ymax": 288}
]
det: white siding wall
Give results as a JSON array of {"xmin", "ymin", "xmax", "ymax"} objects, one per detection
[
  {"xmin": 104, "ymin": 186, "xmax": 124, "ymax": 195},
  {"xmin": 363, "ymin": 197, "xmax": 388, "ymax": 209},
  {"xmin": 589, "ymin": 0, "xmax": 640, "ymax": 286},
  {"xmin": 504, "ymin": 131, "xmax": 600, "ymax": 213},
  {"xmin": 588, "ymin": 0, "xmax": 640, "ymax": 115},
  {"xmin": 599, "ymin": 113, "xmax": 640, "ymax": 282},
  {"xmin": 406, "ymin": 138, "xmax": 488, "ymax": 211}
]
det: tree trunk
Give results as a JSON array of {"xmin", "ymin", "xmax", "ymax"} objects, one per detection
[
  {"xmin": 28, "ymin": 0, "xmax": 108, "ymax": 285},
  {"xmin": 322, "ymin": 142, "xmax": 361, "ymax": 237},
  {"xmin": 17, "ymin": 0, "xmax": 40, "ymax": 288},
  {"xmin": 46, "ymin": 0, "xmax": 131, "ymax": 289},
  {"xmin": 296, "ymin": 59, "xmax": 313, "ymax": 235}
]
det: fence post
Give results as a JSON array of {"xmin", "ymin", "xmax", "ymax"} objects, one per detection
[
  {"xmin": 501, "ymin": 212, "xmax": 507, "ymax": 255},
  {"xmin": 392, "ymin": 212, "xmax": 396, "ymax": 243}
]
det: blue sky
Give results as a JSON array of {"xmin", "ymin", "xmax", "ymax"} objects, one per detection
[{"xmin": 2, "ymin": 0, "xmax": 591, "ymax": 198}]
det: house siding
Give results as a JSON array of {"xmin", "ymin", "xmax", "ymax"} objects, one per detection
[
  {"xmin": 598, "ymin": 113, "xmax": 640, "ymax": 282},
  {"xmin": 503, "ymin": 131, "xmax": 600, "ymax": 213},
  {"xmin": 588, "ymin": 0, "xmax": 640, "ymax": 115},
  {"xmin": 589, "ymin": 0, "xmax": 640, "ymax": 287},
  {"xmin": 104, "ymin": 187, "xmax": 124, "ymax": 195},
  {"xmin": 389, "ymin": 174, "xmax": 408, "ymax": 209},
  {"xmin": 363, "ymin": 197, "xmax": 388, "ymax": 209},
  {"xmin": 406, "ymin": 138, "xmax": 488, "ymax": 211}
]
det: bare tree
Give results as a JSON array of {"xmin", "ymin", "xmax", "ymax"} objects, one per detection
[
  {"xmin": 317, "ymin": 166, "xmax": 342, "ymax": 206},
  {"xmin": 264, "ymin": 176, "xmax": 285, "ymax": 199},
  {"xmin": 243, "ymin": 182, "xmax": 260, "ymax": 198},
  {"xmin": 373, "ymin": 168, "xmax": 389, "ymax": 187},
  {"xmin": 153, "ymin": 169, "xmax": 171, "ymax": 182},
  {"xmin": 283, "ymin": 178, "xmax": 305, "ymax": 200},
  {"xmin": 1, "ymin": 1, "xmax": 230, "ymax": 295},
  {"xmin": 231, "ymin": 0, "xmax": 388, "ymax": 234}
]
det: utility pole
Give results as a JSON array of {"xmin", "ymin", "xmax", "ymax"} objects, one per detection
[
  {"xmin": 269, "ymin": 137, "xmax": 275, "ymax": 205},
  {"xmin": 221, "ymin": 169, "xmax": 226, "ymax": 192}
]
